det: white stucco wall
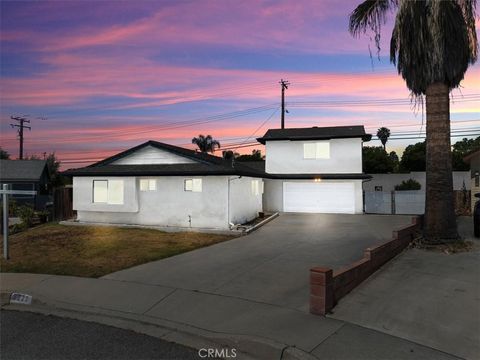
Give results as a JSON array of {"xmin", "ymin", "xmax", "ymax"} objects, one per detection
[
  {"xmin": 73, "ymin": 177, "xmax": 139, "ymax": 213},
  {"xmin": 263, "ymin": 179, "xmax": 284, "ymax": 212},
  {"xmin": 265, "ymin": 138, "xmax": 363, "ymax": 174},
  {"xmin": 228, "ymin": 176, "xmax": 263, "ymax": 225},
  {"xmin": 111, "ymin": 145, "xmax": 195, "ymax": 165},
  {"xmin": 73, "ymin": 175, "xmax": 265, "ymax": 230},
  {"xmin": 263, "ymin": 179, "xmax": 364, "ymax": 214},
  {"xmin": 363, "ymin": 172, "xmax": 470, "ymax": 192},
  {"xmin": 74, "ymin": 176, "xmax": 230, "ymax": 229}
]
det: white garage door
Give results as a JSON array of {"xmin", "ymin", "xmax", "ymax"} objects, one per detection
[{"xmin": 283, "ymin": 182, "xmax": 356, "ymax": 214}]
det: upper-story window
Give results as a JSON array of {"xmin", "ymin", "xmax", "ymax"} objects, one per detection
[
  {"xmin": 303, "ymin": 141, "xmax": 330, "ymax": 159},
  {"xmin": 140, "ymin": 179, "xmax": 156, "ymax": 191},
  {"xmin": 93, "ymin": 180, "xmax": 124, "ymax": 204}
]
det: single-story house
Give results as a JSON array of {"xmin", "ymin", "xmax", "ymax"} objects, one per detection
[
  {"xmin": 0, "ymin": 159, "xmax": 52, "ymax": 210},
  {"xmin": 463, "ymin": 148, "xmax": 480, "ymax": 212},
  {"xmin": 64, "ymin": 141, "xmax": 266, "ymax": 230},
  {"xmin": 64, "ymin": 125, "xmax": 372, "ymax": 230}
]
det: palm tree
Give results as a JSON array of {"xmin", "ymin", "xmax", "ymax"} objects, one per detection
[
  {"xmin": 349, "ymin": 0, "xmax": 477, "ymax": 243},
  {"xmin": 377, "ymin": 127, "xmax": 391, "ymax": 151},
  {"xmin": 191, "ymin": 134, "xmax": 221, "ymax": 153}
]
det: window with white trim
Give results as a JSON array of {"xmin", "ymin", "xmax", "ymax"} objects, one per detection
[
  {"xmin": 140, "ymin": 179, "xmax": 156, "ymax": 191},
  {"xmin": 184, "ymin": 178, "xmax": 202, "ymax": 192},
  {"xmin": 251, "ymin": 180, "xmax": 264, "ymax": 196},
  {"xmin": 93, "ymin": 180, "xmax": 124, "ymax": 204},
  {"xmin": 303, "ymin": 141, "xmax": 330, "ymax": 159}
]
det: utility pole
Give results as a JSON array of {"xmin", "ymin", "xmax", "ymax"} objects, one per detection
[
  {"xmin": 10, "ymin": 116, "xmax": 31, "ymax": 160},
  {"xmin": 279, "ymin": 79, "xmax": 290, "ymax": 129}
]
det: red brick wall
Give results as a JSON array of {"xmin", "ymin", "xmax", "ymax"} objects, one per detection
[{"xmin": 310, "ymin": 216, "xmax": 422, "ymax": 316}]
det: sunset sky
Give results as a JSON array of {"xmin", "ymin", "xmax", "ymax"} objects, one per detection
[{"xmin": 1, "ymin": 0, "xmax": 479, "ymax": 169}]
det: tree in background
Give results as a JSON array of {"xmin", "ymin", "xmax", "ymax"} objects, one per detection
[
  {"xmin": 0, "ymin": 147, "xmax": 10, "ymax": 159},
  {"xmin": 363, "ymin": 146, "xmax": 398, "ymax": 173},
  {"xmin": 46, "ymin": 153, "xmax": 63, "ymax": 187},
  {"xmin": 25, "ymin": 153, "xmax": 63, "ymax": 187},
  {"xmin": 236, "ymin": 149, "xmax": 264, "ymax": 162},
  {"xmin": 452, "ymin": 137, "xmax": 480, "ymax": 170},
  {"xmin": 376, "ymin": 127, "xmax": 391, "ymax": 151},
  {"xmin": 191, "ymin": 135, "xmax": 221, "ymax": 153},
  {"xmin": 399, "ymin": 142, "xmax": 426, "ymax": 172},
  {"xmin": 350, "ymin": 0, "xmax": 477, "ymax": 242}
]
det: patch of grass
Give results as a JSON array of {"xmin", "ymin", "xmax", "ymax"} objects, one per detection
[{"xmin": 0, "ymin": 223, "xmax": 236, "ymax": 277}]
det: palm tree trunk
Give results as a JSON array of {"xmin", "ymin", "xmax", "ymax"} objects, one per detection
[{"xmin": 424, "ymin": 82, "xmax": 458, "ymax": 243}]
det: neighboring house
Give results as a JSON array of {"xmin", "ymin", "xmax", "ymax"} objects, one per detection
[
  {"xmin": 64, "ymin": 141, "xmax": 265, "ymax": 230},
  {"xmin": 258, "ymin": 126, "xmax": 371, "ymax": 214},
  {"xmin": 463, "ymin": 148, "xmax": 480, "ymax": 212},
  {"xmin": 0, "ymin": 159, "xmax": 52, "ymax": 210},
  {"xmin": 65, "ymin": 126, "xmax": 372, "ymax": 230}
]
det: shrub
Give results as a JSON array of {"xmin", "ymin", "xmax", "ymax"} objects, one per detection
[
  {"xmin": 394, "ymin": 179, "xmax": 421, "ymax": 191},
  {"xmin": 17, "ymin": 205, "xmax": 35, "ymax": 227}
]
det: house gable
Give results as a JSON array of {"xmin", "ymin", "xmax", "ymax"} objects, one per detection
[{"xmin": 110, "ymin": 145, "xmax": 196, "ymax": 165}]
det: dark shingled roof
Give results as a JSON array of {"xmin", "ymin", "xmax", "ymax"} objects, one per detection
[
  {"xmin": 63, "ymin": 141, "xmax": 268, "ymax": 178},
  {"xmin": 257, "ymin": 125, "xmax": 371, "ymax": 144},
  {"xmin": 0, "ymin": 160, "xmax": 49, "ymax": 181},
  {"xmin": 63, "ymin": 140, "xmax": 371, "ymax": 180}
]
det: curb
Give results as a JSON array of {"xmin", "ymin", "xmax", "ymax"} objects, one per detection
[
  {"xmin": 1, "ymin": 290, "xmax": 318, "ymax": 360},
  {"xmin": 243, "ymin": 212, "xmax": 280, "ymax": 234}
]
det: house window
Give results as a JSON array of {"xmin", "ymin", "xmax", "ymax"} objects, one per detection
[
  {"xmin": 251, "ymin": 180, "xmax": 264, "ymax": 196},
  {"xmin": 184, "ymin": 178, "xmax": 202, "ymax": 192},
  {"xmin": 140, "ymin": 179, "xmax": 156, "ymax": 191},
  {"xmin": 304, "ymin": 142, "xmax": 330, "ymax": 159},
  {"xmin": 93, "ymin": 180, "xmax": 124, "ymax": 204}
]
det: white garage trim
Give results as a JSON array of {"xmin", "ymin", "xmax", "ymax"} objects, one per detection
[{"xmin": 283, "ymin": 181, "xmax": 356, "ymax": 214}]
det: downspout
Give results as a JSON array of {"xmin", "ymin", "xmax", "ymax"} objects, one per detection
[{"xmin": 228, "ymin": 176, "xmax": 242, "ymax": 229}]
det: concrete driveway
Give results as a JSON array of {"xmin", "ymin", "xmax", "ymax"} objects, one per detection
[{"xmin": 104, "ymin": 213, "xmax": 412, "ymax": 312}]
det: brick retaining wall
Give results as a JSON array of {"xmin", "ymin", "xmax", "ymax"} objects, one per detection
[{"xmin": 310, "ymin": 216, "xmax": 422, "ymax": 316}]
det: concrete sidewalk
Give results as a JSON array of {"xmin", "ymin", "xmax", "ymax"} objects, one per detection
[
  {"xmin": 330, "ymin": 216, "xmax": 480, "ymax": 360},
  {"xmin": 1, "ymin": 272, "xmax": 461, "ymax": 360}
]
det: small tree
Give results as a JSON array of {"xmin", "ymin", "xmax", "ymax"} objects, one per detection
[
  {"xmin": 0, "ymin": 147, "xmax": 10, "ymax": 159},
  {"xmin": 395, "ymin": 179, "xmax": 422, "ymax": 191},
  {"xmin": 46, "ymin": 152, "xmax": 63, "ymax": 187},
  {"xmin": 377, "ymin": 127, "xmax": 391, "ymax": 151},
  {"xmin": 192, "ymin": 135, "xmax": 220, "ymax": 153}
]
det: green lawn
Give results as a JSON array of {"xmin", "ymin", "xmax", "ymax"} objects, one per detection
[{"xmin": 0, "ymin": 223, "xmax": 235, "ymax": 278}]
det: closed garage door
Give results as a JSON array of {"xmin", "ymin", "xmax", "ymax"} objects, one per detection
[{"xmin": 283, "ymin": 182, "xmax": 355, "ymax": 214}]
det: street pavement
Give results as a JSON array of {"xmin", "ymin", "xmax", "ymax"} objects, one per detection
[{"xmin": 1, "ymin": 310, "xmax": 199, "ymax": 360}]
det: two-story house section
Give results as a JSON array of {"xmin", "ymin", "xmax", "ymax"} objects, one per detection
[{"xmin": 257, "ymin": 126, "xmax": 372, "ymax": 214}]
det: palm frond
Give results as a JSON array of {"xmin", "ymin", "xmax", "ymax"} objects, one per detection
[
  {"xmin": 349, "ymin": 0, "xmax": 398, "ymax": 54},
  {"xmin": 390, "ymin": 0, "xmax": 477, "ymax": 95}
]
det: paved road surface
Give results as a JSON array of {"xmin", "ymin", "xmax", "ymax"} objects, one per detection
[{"xmin": 1, "ymin": 310, "xmax": 199, "ymax": 360}]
